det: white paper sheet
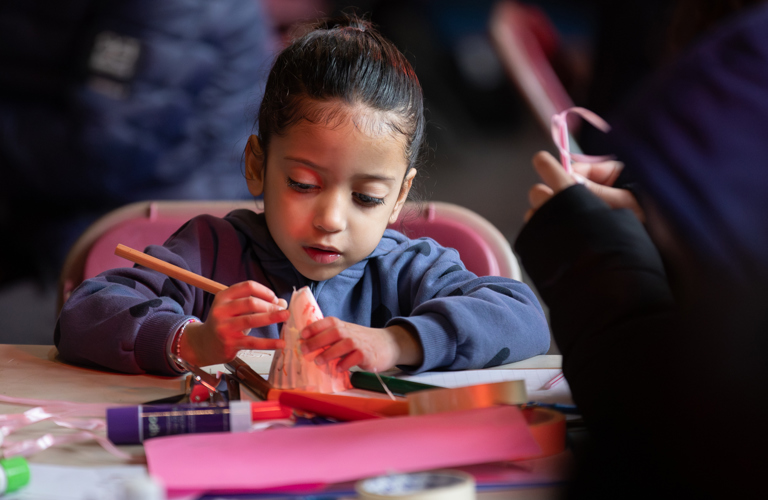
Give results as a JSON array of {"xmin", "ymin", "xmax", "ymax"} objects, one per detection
[{"xmin": 4, "ymin": 464, "xmax": 168, "ymax": 500}]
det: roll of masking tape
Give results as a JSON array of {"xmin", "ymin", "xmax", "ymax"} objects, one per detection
[
  {"xmin": 407, "ymin": 380, "xmax": 527, "ymax": 415},
  {"xmin": 356, "ymin": 470, "xmax": 475, "ymax": 500}
]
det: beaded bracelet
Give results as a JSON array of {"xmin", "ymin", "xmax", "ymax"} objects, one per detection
[{"xmin": 169, "ymin": 318, "xmax": 199, "ymax": 371}]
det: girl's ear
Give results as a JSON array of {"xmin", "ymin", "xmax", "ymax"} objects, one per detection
[
  {"xmin": 389, "ymin": 168, "xmax": 417, "ymax": 225},
  {"xmin": 244, "ymin": 135, "xmax": 265, "ymax": 197}
]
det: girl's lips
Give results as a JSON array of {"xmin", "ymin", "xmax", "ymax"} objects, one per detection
[{"xmin": 303, "ymin": 246, "xmax": 342, "ymax": 264}]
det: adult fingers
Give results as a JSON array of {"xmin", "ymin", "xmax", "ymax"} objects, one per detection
[
  {"xmin": 523, "ymin": 208, "xmax": 535, "ymax": 223},
  {"xmin": 586, "ymin": 183, "xmax": 646, "ymax": 222},
  {"xmin": 528, "ymin": 184, "xmax": 554, "ymax": 212},
  {"xmin": 532, "ymin": 151, "xmax": 576, "ymax": 192},
  {"xmin": 572, "ymin": 160, "xmax": 624, "ymax": 186}
]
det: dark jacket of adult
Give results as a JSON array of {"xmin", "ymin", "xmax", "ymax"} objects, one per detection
[{"xmin": 515, "ymin": 4, "xmax": 768, "ymax": 498}]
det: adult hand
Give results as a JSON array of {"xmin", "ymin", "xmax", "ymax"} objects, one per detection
[
  {"xmin": 179, "ymin": 281, "xmax": 288, "ymax": 367},
  {"xmin": 525, "ymin": 151, "xmax": 645, "ymax": 222},
  {"xmin": 525, "ymin": 151, "xmax": 577, "ymax": 222},
  {"xmin": 572, "ymin": 157, "xmax": 645, "ymax": 222},
  {"xmin": 300, "ymin": 318, "xmax": 423, "ymax": 372}
]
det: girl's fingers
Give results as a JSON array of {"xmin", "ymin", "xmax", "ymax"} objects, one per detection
[
  {"xmin": 300, "ymin": 317, "xmax": 338, "ymax": 340},
  {"xmin": 238, "ymin": 336, "xmax": 285, "ymax": 351},
  {"xmin": 532, "ymin": 151, "xmax": 576, "ymax": 192},
  {"xmin": 300, "ymin": 327, "xmax": 341, "ymax": 354},
  {"xmin": 337, "ymin": 350, "xmax": 364, "ymax": 372},
  {"xmin": 219, "ymin": 296, "xmax": 286, "ymax": 318},
  {"xmin": 245, "ymin": 309, "xmax": 290, "ymax": 329},
  {"xmin": 224, "ymin": 309, "xmax": 290, "ymax": 333},
  {"xmin": 222, "ymin": 280, "xmax": 283, "ymax": 304},
  {"xmin": 313, "ymin": 337, "xmax": 356, "ymax": 366}
]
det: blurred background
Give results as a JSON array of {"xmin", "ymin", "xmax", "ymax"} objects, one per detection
[{"xmin": 0, "ymin": 0, "xmax": 678, "ymax": 346}]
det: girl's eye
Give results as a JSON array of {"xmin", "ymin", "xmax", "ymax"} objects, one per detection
[
  {"xmin": 354, "ymin": 192, "xmax": 386, "ymax": 207},
  {"xmin": 287, "ymin": 177, "xmax": 317, "ymax": 192}
]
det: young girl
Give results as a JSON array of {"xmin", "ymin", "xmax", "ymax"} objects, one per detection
[{"xmin": 55, "ymin": 15, "xmax": 550, "ymax": 376}]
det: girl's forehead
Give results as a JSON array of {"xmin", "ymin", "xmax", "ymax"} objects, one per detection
[
  {"xmin": 269, "ymin": 109, "xmax": 410, "ymax": 179},
  {"xmin": 295, "ymin": 98, "xmax": 408, "ymax": 141}
]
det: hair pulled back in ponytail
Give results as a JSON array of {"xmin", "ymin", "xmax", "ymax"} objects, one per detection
[{"xmin": 257, "ymin": 14, "xmax": 425, "ymax": 172}]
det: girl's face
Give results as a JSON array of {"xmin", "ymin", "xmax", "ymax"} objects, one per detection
[{"xmin": 246, "ymin": 106, "xmax": 415, "ymax": 281}]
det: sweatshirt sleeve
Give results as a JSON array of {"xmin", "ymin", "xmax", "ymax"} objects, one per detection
[
  {"xmin": 54, "ymin": 214, "xmax": 240, "ymax": 375},
  {"xmin": 383, "ymin": 238, "xmax": 551, "ymax": 373}
]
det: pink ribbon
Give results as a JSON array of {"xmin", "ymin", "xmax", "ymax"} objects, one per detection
[
  {"xmin": 551, "ymin": 107, "xmax": 614, "ymax": 173},
  {"xmin": 2, "ymin": 430, "xmax": 133, "ymax": 460},
  {"xmin": 0, "ymin": 394, "xmax": 137, "ymax": 461}
]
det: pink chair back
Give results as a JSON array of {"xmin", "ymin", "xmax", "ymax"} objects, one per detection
[{"xmin": 58, "ymin": 200, "xmax": 520, "ymax": 309}]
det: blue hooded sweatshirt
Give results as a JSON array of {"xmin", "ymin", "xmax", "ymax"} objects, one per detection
[{"xmin": 56, "ymin": 210, "xmax": 550, "ymax": 375}]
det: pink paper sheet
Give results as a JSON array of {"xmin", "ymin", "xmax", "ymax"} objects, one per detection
[{"xmin": 145, "ymin": 405, "xmax": 540, "ymax": 495}]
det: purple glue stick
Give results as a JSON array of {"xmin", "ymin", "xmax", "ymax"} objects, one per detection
[{"xmin": 107, "ymin": 400, "xmax": 290, "ymax": 444}]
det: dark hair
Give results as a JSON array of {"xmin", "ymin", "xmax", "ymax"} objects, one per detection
[{"xmin": 256, "ymin": 14, "xmax": 425, "ymax": 173}]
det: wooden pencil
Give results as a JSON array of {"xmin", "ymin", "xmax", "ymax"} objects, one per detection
[{"xmin": 115, "ymin": 243, "xmax": 227, "ymax": 294}]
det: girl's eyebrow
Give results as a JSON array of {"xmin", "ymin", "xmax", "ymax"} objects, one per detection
[
  {"xmin": 283, "ymin": 156, "xmax": 398, "ymax": 183},
  {"xmin": 351, "ymin": 173, "xmax": 398, "ymax": 182},
  {"xmin": 284, "ymin": 156, "xmax": 322, "ymax": 169}
]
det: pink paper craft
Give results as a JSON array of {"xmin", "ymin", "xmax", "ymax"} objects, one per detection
[
  {"xmin": 268, "ymin": 286, "xmax": 351, "ymax": 393},
  {"xmin": 145, "ymin": 405, "xmax": 541, "ymax": 495}
]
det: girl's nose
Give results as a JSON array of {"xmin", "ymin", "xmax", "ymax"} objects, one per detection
[{"xmin": 313, "ymin": 193, "xmax": 347, "ymax": 233}]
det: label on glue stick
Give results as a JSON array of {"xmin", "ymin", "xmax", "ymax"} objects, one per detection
[{"xmin": 107, "ymin": 403, "xmax": 234, "ymax": 444}]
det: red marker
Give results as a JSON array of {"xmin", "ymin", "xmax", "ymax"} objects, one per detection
[{"xmin": 279, "ymin": 392, "xmax": 385, "ymax": 421}]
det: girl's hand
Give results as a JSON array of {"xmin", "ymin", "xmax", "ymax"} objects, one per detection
[
  {"xmin": 525, "ymin": 151, "xmax": 645, "ymax": 222},
  {"xmin": 179, "ymin": 281, "xmax": 289, "ymax": 367},
  {"xmin": 299, "ymin": 318, "xmax": 424, "ymax": 372}
]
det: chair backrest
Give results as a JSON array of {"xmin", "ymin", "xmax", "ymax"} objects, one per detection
[
  {"xmin": 58, "ymin": 200, "xmax": 520, "ymax": 310},
  {"xmin": 393, "ymin": 201, "xmax": 520, "ymax": 280},
  {"xmin": 489, "ymin": 0, "xmax": 587, "ymax": 155}
]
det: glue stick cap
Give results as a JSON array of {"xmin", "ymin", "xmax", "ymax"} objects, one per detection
[
  {"xmin": 107, "ymin": 406, "xmax": 142, "ymax": 445},
  {"xmin": 0, "ymin": 456, "xmax": 31, "ymax": 494}
]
